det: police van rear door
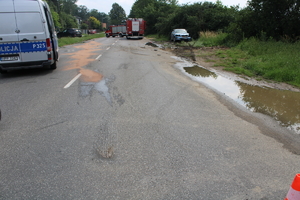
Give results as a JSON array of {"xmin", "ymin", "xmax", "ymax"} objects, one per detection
[
  {"xmin": 0, "ymin": 0, "xmax": 47, "ymax": 64},
  {"xmin": 14, "ymin": 0, "xmax": 48, "ymax": 62},
  {"xmin": 0, "ymin": 0, "xmax": 20, "ymax": 62}
]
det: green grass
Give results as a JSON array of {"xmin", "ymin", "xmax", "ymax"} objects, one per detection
[
  {"xmin": 215, "ymin": 38, "xmax": 300, "ymax": 87},
  {"xmin": 197, "ymin": 31, "xmax": 229, "ymax": 47},
  {"xmin": 175, "ymin": 31, "xmax": 230, "ymax": 47},
  {"xmin": 58, "ymin": 32, "xmax": 105, "ymax": 47},
  {"xmin": 146, "ymin": 34, "xmax": 169, "ymax": 42}
]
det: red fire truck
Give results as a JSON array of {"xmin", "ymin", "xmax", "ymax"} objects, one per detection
[
  {"xmin": 105, "ymin": 25, "xmax": 126, "ymax": 37},
  {"xmin": 126, "ymin": 18, "xmax": 146, "ymax": 39}
]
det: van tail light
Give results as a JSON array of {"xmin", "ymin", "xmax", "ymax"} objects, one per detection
[
  {"xmin": 46, "ymin": 38, "xmax": 53, "ymax": 60},
  {"xmin": 46, "ymin": 38, "xmax": 52, "ymax": 52}
]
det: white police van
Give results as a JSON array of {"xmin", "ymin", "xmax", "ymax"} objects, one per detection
[{"xmin": 0, "ymin": 0, "xmax": 59, "ymax": 73}]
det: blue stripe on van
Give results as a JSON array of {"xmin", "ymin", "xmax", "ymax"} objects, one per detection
[
  {"xmin": 20, "ymin": 41, "xmax": 47, "ymax": 53},
  {"xmin": 0, "ymin": 41, "xmax": 47, "ymax": 54},
  {"xmin": 0, "ymin": 43, "xmax": 20, "ymax": 54}
]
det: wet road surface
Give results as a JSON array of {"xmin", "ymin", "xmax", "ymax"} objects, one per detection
[{"xmin": 0, "ymin": 37, "xmax": 300, "ymax": 199}]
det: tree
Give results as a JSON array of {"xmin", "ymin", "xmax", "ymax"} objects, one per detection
[
  {"xmin": 90, "ymin": 9, "xmax": 100, "ymax": 19},
  {"xmin": 129, "ymin": 0, "xmax": 178, "ymax": 34},
  {"xmin": 75, "ymin": 5, "xmax": 90, "ymax": 21},
  {"xmin": 59, "ymin": 12, "xmax": 78, "ymax": 28},
  {"xmin": 242, "ymin": 0, "xmax": 300, "ymax": 40},
  {"xmin": 80, "ymin": 22, "xmax": 88, "ymax": 29},
  {"xmin": 99, "ymin": 12, "xmax": 110, "ymax": 24},
  {"xmin": 45, "ymin": 0, "xmax": 80, "ymax": 29},
  {"xmin": 129, "ymin": 0, "xmax": 156, "ymax": 17},
  {"xmin": 51, "ymin": 10, "xmax": 62, "ymax": 29},
  {"xmin": 61, "ymin": 0, "xmax": 78, "ymax": 15},
  {"xmin": 109, "ymin": 3, "xmax": 126, "ymax": 25},
  {"xmin": 155, "ymin": 2, "xmax": 236, "ymax": 39},
  {"xmin": 88, "ymin": 16, "xmax": 101, "ymax": 29}
]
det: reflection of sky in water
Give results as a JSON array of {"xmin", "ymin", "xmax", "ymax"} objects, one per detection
[
  {"xmin": 173, "ymin": 58, "xmax": 300, "ymax": 134},
  {"xmin": 183, "ymin": 66, "xmax": 247, "ymax": 107},
  {"xmin": 80, "ymin": 79, "xmax": 112, "ymax": 106},
  {"xmin": 95, "ymin": 79, "xmax": 112, "ymax": 105}
]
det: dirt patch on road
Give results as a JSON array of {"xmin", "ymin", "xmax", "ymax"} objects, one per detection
[{"xmin": 62, "ymin": 40, "xmax": 100, "ymax": 71}]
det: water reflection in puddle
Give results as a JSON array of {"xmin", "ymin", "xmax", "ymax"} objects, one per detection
[
  {"xmin": 79, "ymin": 69, "xmax": 113, "ymax": 106},
  {"xmin": 182, "ymin": 65, "xmax": 300, "ymax": 134},
  {"xmin": 80, "ymin": 80, "xmax": 112, "ymax": 106}
]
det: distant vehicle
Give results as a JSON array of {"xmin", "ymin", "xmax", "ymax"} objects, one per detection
[
  {"xmin": 88, "ymin": 30, "xmax": 96, "ymax": 34},
  {"xmin": 0, "ymin": 0, "xmax": 59, "ymax": 73},
  {"xmin": 126, "ymin": 18, "xmax": 146, "ymax": 39},
  {"xmin": 57, "ymin": 28, "xmax": 82, "ymax": 38},
  {"xmin": 171, "ymin": 29, "xmax": 191, "ymax": 42},
  {"xmin": 105, "ymin": 25, "xmax": 126, "ymax": 37}
]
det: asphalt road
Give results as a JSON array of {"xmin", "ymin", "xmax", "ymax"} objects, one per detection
[{"xmin": 0, "ymin": 37, "xmax": 299, "ymax": 199}]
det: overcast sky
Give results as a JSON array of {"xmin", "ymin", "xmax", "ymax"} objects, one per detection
[{"xmin": 76, "ymin": 0, "xmax": 248, "ymax": 16}]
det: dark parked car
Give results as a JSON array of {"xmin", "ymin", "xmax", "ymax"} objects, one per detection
[
  {"xmin": 57, "ymin": 28, "xmax": 82, "ymax": 38},
  {"xmin": 171, "ymin": 29, "xmax": 191, "ymax": 42}
]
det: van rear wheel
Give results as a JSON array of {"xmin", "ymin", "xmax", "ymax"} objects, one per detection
[
  {"xmin": 0, "ymin": 69, "xmax": 8, "ymax": 74},
  {"xmin": 50, "ymin": 61, "xmax": 57, "ymax": 70}
]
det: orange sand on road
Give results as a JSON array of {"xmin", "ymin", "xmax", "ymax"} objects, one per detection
[{"xmin": 63, "ymin": 40, "xmax": 103, "ymax": 83}]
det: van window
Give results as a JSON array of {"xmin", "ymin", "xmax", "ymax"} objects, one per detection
[{"xmin": 16, "ymin": 13, "xmax": 44, "ymax": 33}]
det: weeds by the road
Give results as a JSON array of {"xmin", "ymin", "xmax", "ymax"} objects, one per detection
[
  {"xmin": 146, "ymin": 34, "xmax": 169, "ymax": 42},
  {"xmin": 58, "ymin": 32, "xmax": 105, "ymax": 47},
  {"xmin": 147, "ymin": 33, "xmax": 300, "ymax": 88},
  {"xmin": 216, "ymin": 38, "xmax": 300, "ymax": 87}
]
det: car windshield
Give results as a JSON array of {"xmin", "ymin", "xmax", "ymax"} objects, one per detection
[{"xmin": 174, "ymin": 29, "xmax": 187, "ymax": 33}]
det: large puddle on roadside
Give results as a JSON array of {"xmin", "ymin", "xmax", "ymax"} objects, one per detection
[{"xmin": 175, "ymin": 60, "xmax": 300, "ymax": 134}]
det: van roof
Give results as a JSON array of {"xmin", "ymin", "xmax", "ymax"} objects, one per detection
[{"xmin": 0, "ymin": 0, "xmax": 44, "ymax": 12}]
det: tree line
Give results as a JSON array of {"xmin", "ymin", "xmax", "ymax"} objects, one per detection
[
  {"xmin": 44, "ymin": 0, "xmax": 110, "ymax": 30},
  {"xmin": 129, "ymin": 0, "xmax": 300, "ymax": 44},
  {"xmin": 45, "ymin": 0, "xmax": 300, "ymax": 44}
]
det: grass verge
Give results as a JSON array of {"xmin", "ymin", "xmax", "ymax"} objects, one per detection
[
  {"xmin": 58, "ymin": 32, "xmax": 105, "ymax": 47},
  {"xmin": 148, "ymin": 33, "xmax": 300, "ymax": 88},
  {"xmin": 146, "ymin": 34, "xmax": 169, "ymax": 42},
  {"xmin": 215, "ymin": 38, "xmax": 300, "ymax": 87}
]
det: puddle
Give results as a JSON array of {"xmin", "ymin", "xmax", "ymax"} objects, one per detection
[
  {"xmin": 94, "ymin": 79, "xmax": 112, "ymax": 105},
  {"xmin": 80, "ymin": 79, "xmax": 112, "ymax": 105},
  {"xmin": 175, "ymin": 61, "xmax": 300, "ymax": 134},
  {"xmin": 79, "ymin": 71, "xmax": 115, "ymax": 106}
]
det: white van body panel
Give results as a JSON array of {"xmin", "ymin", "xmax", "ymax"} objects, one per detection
[{"xmin": 0, "ymin": 0, "xmax": 59, "ymax": 72}]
